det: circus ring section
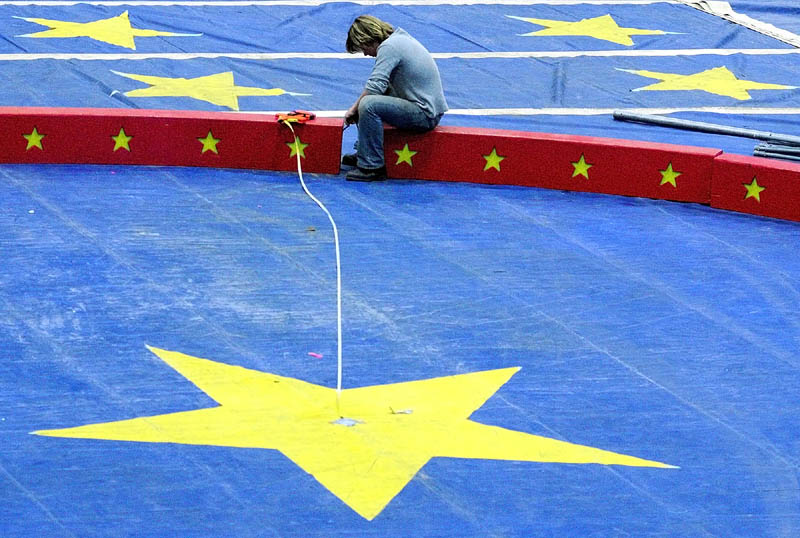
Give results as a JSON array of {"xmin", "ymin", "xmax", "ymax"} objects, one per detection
[{"xmin": 1, "ymin": 106, "xmax": 799, "ymax": 222}]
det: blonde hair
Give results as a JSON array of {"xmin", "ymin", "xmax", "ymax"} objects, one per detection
[{"xmin": 346, "ymin": 15, "xmax": 394, "ymax": 53}]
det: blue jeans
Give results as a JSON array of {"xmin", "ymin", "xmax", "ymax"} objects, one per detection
[{"xmin": 356, "ymin": 95, "xmax": 439, "ymax": 169}]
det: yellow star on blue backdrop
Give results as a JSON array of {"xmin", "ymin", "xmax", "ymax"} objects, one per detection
[
  {"xmin": 112, "ymin": 70, "xmax": 308, "ymax": 111},
  {"xmin": 507, "ymin": 14, "xmax": 670, "ymax": 46},
  {"xmin": 15, "ymin": 11, "xmax": 199, "ymax": 50},
  {"xmin": 619, "ymin": 66, "xmax": 796, "ymax": 100}
]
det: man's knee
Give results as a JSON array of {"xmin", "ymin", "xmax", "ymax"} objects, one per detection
[{"xmin": 357, "ymin": 94, "xmax": 381, "ymax": 117}]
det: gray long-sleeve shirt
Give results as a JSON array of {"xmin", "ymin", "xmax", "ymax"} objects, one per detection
[{"xmin": 364, "ymin": 28, "xmax": 449, "ymax": 120}]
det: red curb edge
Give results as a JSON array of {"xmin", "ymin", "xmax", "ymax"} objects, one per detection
[
  {"xmin": 386, "ymin": 126, "xmax": 720, "ymax": 204},
  {"xmin": 0, "ymin": 107, "xmax": 343, "ymax": 175},
  {"xmin": 711, "ymin": 153, "xmax": 800, "ymax": 222},
  {"xmin": 1, "ymin": 107, "xmax": 798, "ymax": 223}
]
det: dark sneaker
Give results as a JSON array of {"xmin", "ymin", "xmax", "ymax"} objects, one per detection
[
  {"xmin": 346, "ymin": 166, "xmax": 387, "ymax": 182},
  {"xmin": 341, "ymin": 153, "xmax": 358, "ymax": 168}
]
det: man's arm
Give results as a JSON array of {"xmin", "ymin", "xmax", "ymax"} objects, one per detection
[
  {"xmin": 346, "ymin": 40, "xmax": 401, "ymax": 124},
  {"xmin": 345, "ymin": 89, "xmax": 369, "ymax": 125}
]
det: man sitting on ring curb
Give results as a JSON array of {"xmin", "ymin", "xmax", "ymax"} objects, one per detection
[{"xmin": 343, "ymin": 16, "xmax": 448, "ymax": 182}]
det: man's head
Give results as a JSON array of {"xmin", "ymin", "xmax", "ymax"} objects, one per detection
[{"xmin": 346, "ymin": 15, "xmax": 394, "ymax": 56}]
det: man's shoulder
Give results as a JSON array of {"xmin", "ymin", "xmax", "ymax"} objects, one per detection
[
  {"xmin": 386, "ymin": 28, "xmax": 415, "ymax": 46},
  {"xmin": 382, "ymin": 28, "xmax": 420, "ymax": 53}
]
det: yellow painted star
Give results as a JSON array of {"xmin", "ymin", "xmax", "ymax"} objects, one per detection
[
  {"xmin": 23, "ymin": 127, "xmax": 45, "ymax": 150},
  {"xmin": 112, "ymin": 70, "xmax": 306, "ymax": 111},
  {"xmin": 507, "ymin": 14, "xmax": 669, "ymax": 46},
  {"xmin": 483, "ymin": 147, "xmax": 505, "ymax": 172},
  {"xmin": 15, "ymin": 11, "xmax": 199, "ymax": 50},
  {"xmin": 394, "ymin": 143, "xmax": 417, "ymax": 166},
  {"xmin": 111, "ymin": 127, "xmax": 133, "ymax": 152},
  {"xmin": 34, "ymin": 346, "xmax": 675, "ymax": 521},
  {"xmin": 287, "ymin": 136, "xmax": 308, "ymax": 159},
  {"xmin": 198, "ymin": 131, "xmax": 220, "ymax": 154},
  {"xmin": 743, "ymin": 177, "xmax": 766, "ymax": 202},
  {"xmin": 571, "ymin": 154, "xmax": 592, "ymax": 179},
  {"xmin": 618, "ymin": 66, "xmax": 796, "ymax": 100},
  {"xmin": 659, "ymin": 163, "xmax": 681, "ymax": 187}
]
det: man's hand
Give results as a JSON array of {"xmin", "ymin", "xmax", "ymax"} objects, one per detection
[
  {"xmin": 344, "ymin": 105, "xmax": 359, "ymax": 125},
  {"xmin": 345, "ymin": 90, "xmax": 369, "ymax": 125}
]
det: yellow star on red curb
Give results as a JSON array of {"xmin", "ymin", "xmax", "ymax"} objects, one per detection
[
  {"xmin": 33, "ymin": 346, "xmax": 676, "ymax": 521},
  {"xmin": 15, "ymin": 10, "xmax": 199, "ymax": 50},
  {"xmin": 394, "ymin": 143, "xmax": 417, "ymax": 166},
  {"xmin": 507, "ymin": 13, "xmax": 669, "ymax": 46},
  {"xmin": 23, "ymin": 127, "xmax": 45, "ymax": 150},
  {"xmin": 111, "ymin": 127, "xmax": 133, "ymax": 152},
  {"xmin": 618, "ymin": 66, "xmax": 796, "ymax": 100},
  {"xmin": 198, "ymin": 131, "xmax": 220, "ymax": 154},
  {"xmin": 571, "ymin": 154, "xmax": 592, "ymax": 179},
  {"xmin": 743, "ymin": 177, "xmax": 766, "ymax": 202},
  {"xmin": 287, "ymin": 136, "xmax": 308, "ymax": 159},
  {"xmin": 483, "ymin": 147, "xmax": 505, "ymax": 172},
  {"xmin": 659, "ymin": 163, "xmax": 681, "ymax": 187}
]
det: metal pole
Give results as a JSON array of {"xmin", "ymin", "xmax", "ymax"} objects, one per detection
[
  {"xmin": 755, "ymin": 144, "xmax": 800, "ymax": 157},
  {"xmin": 754, "ymin": 149, "xmax": 800, "ymax": 162},
  {"xmin": 613, "ymin": 110, "xmax": 800, "ymax": 147}
]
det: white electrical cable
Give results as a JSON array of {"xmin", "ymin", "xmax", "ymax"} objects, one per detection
[{"xmin": 282, "ymin": 120, "xmax": 344, "ymax": 416}]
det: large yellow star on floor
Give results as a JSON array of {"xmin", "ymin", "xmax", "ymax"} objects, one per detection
[
  {"xmin": 34, "ymin": 346, "xmax": 675, "ymax": 520},
  {"xmin": 15, "ymin": 11, "xmax": 199, "ymax": 50},
  {"xmin": 507, "ymin": 14, "xmax": 669, "ymax": 46},
  {"xmin": 618, "ymin": 66, "xmax": 796, "ymax": 100},
  {"xmin": 112, "ymin": 70, "xmax": 306, "ymax": 111}
]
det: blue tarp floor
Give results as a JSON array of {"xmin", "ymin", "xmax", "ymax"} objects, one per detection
[{"xmin": 2, "ymin": 1, "xmax": 800, "ymax": 536}]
